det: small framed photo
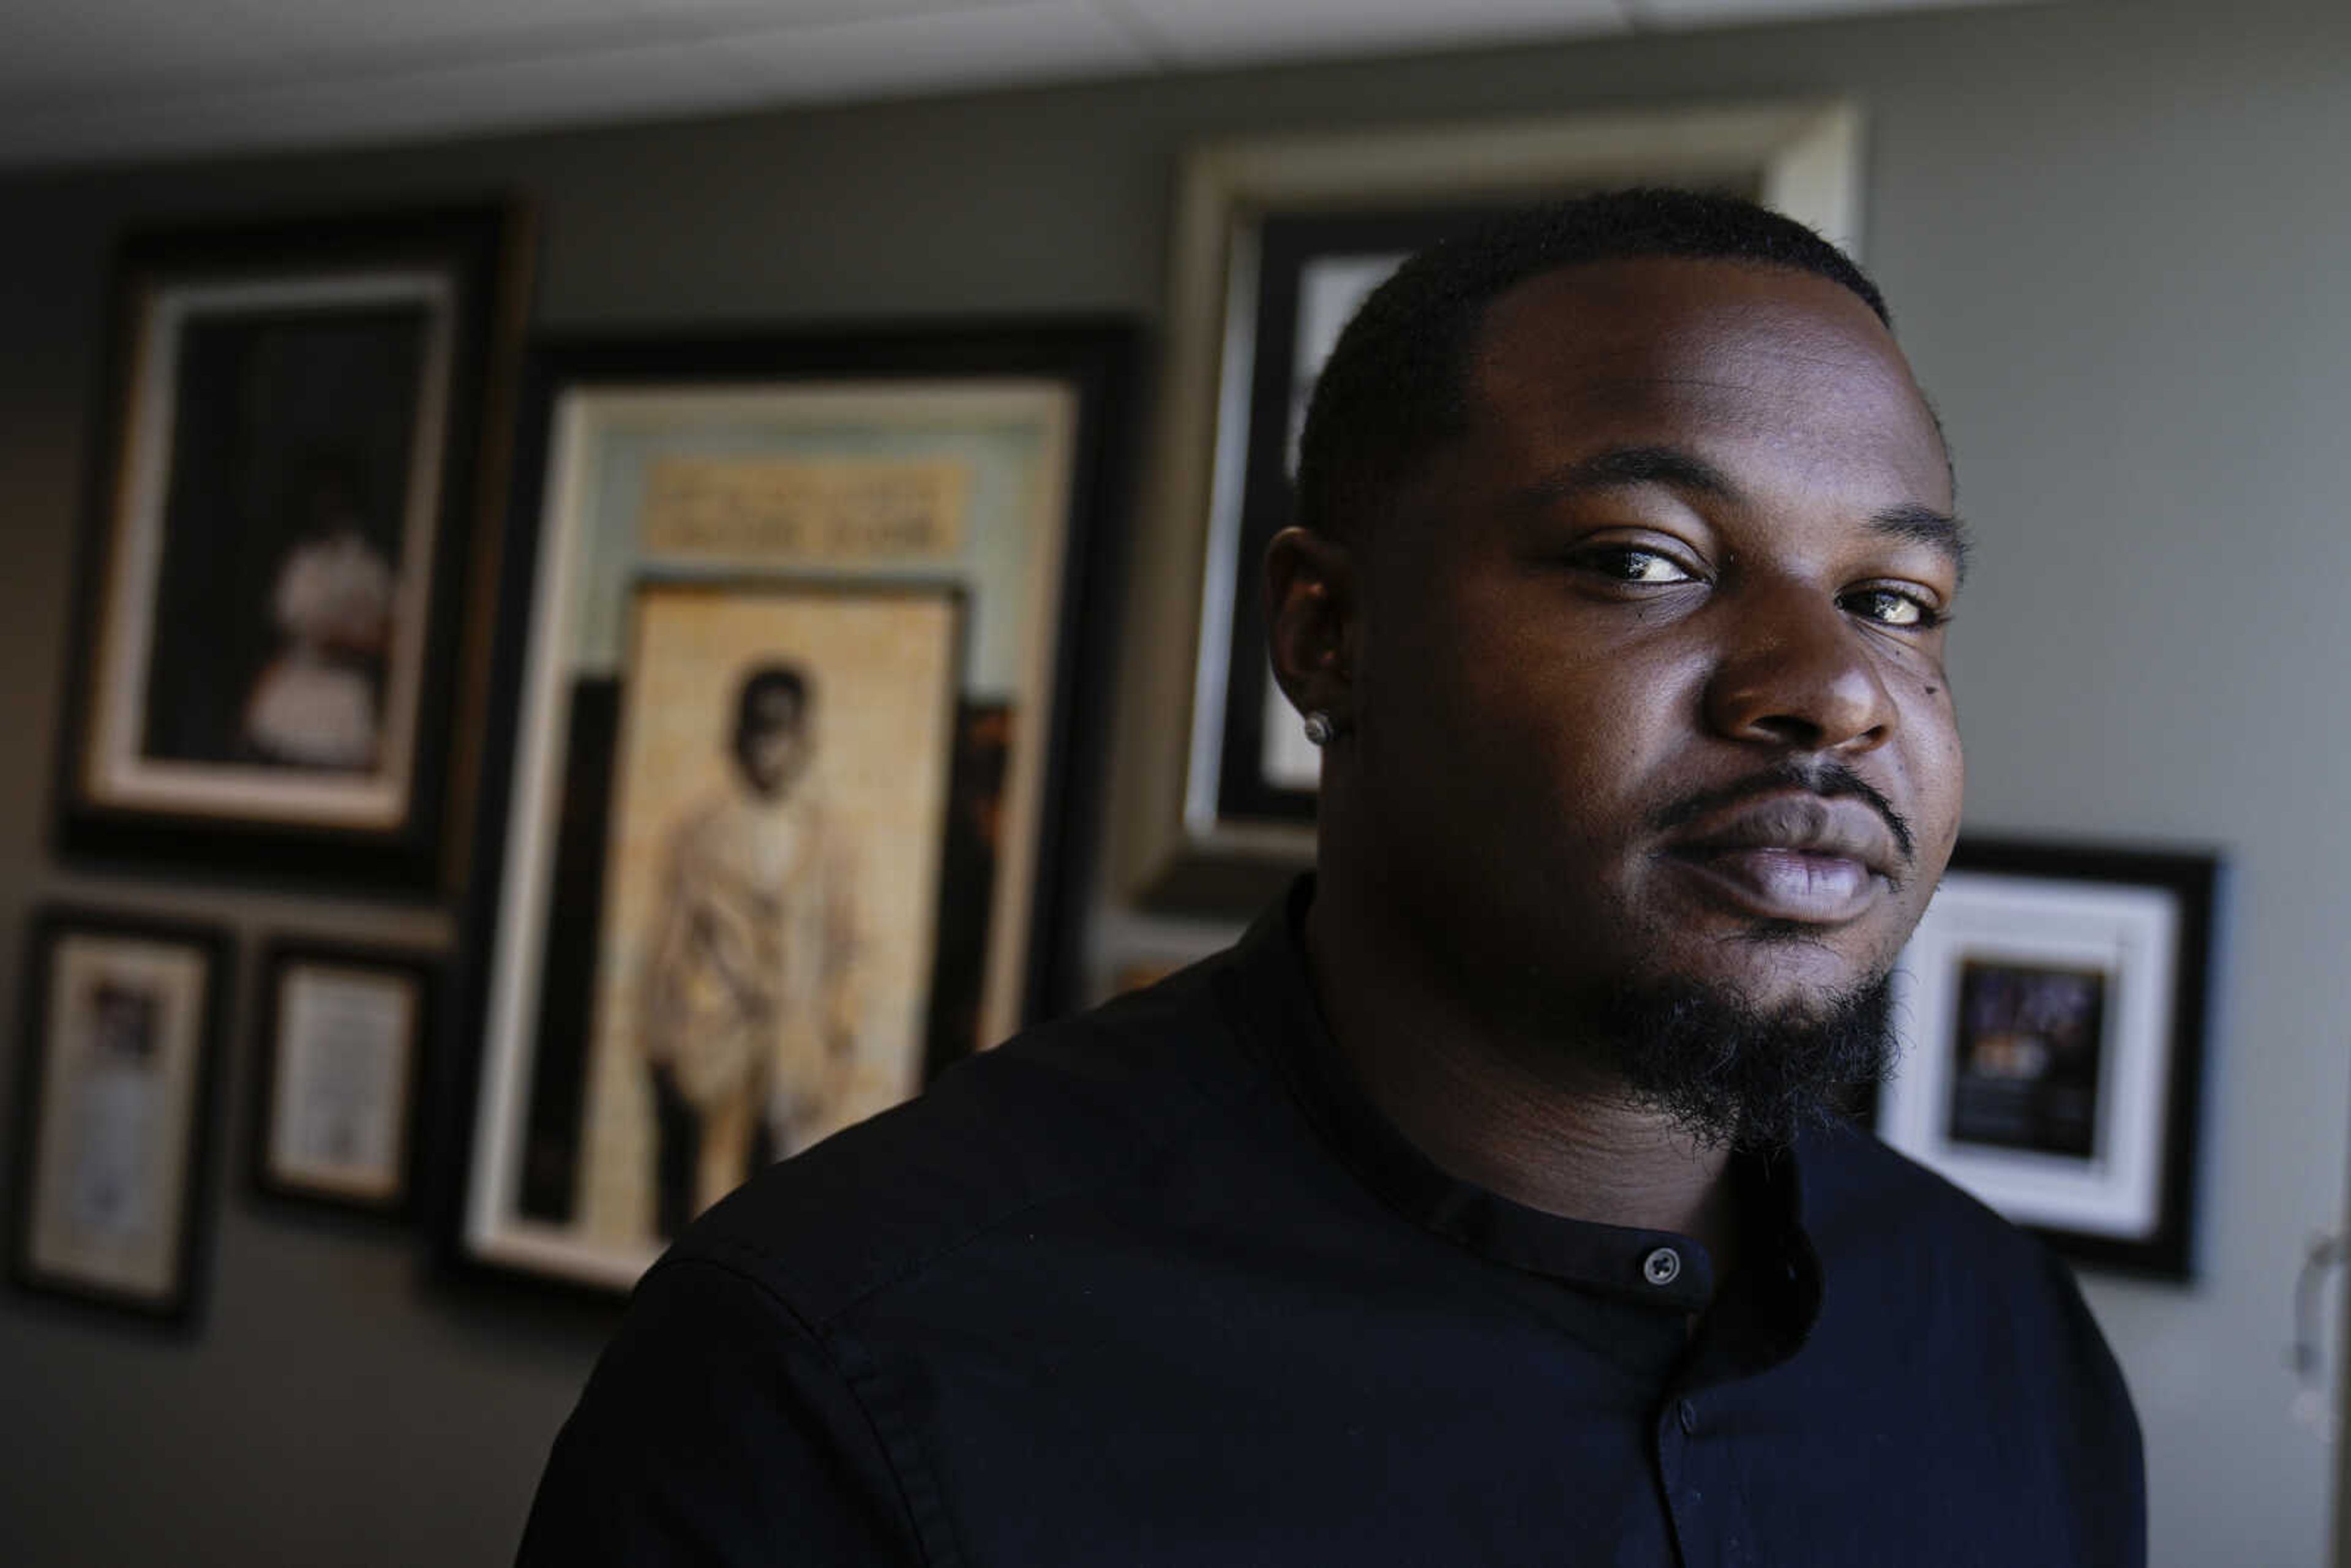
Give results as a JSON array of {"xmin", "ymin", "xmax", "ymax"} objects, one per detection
[
  {"xmin": 252, "ymin": 939, "xmax": 436, "ymax": 1216},
  {"xmin": 1117, "ymin": 100, "xmax": 1866, "ymax": 910},
  {"xmin": 1875, "ymin": 841, "xmax": 2222, "ymax": 1279},
  {"xmin": 9, "ymin": 907, "xmax": 232, "ymax": 1322},
  {"xmin": 54, "ymin": 203, "xmax": 532, "ymax": 888}
]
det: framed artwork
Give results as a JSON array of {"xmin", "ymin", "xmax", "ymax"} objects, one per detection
[
  {"xmin": 251, "ymin": 938, "xmax": 437, "ymax": 1217},
  {"xmin": 1114, "ymin": 100, "xmax": 1864, "ymax": 909},
  {"xmin": 8, "ymin": 907, "xmax": 232, "ymax": 1323},
  {"xmin": 54, "ymin": 203, "xmax": 533, "ymax": 889},
  {"xmin": 1874, "ymin": 840, "xmax": 2222, "ymax": 1279},
  {"xmin": 446, "ymin": 323, "xmax": 1134, "ymax": 1291}
]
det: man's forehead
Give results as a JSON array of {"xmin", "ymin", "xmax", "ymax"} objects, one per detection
[{"xmin": 1464, "ymin": 257, "xmax": 1949, "ymax": 497}]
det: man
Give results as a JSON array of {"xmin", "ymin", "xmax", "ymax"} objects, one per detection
[
  {"xmin": 639, "ymin": 664, "xmax": 858, "ymax": 1237},
  {"xmin": 520, "ymin": 190, "xmax": 2142, "ymax": 1566}
]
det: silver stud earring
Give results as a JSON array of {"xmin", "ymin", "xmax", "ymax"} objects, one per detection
[{"xmin": 1302, "ymin": 710, "xmax": 1340, "ymax": 747}]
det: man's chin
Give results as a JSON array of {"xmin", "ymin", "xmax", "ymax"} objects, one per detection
[{"xmin": 1590, "ymin": 969, "xmax": 1897, "ymax": 1152}]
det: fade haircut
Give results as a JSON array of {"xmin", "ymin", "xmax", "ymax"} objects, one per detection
[{"xmin": 1292, "ymin": 187, "xmax": 1892, "ymax": 541}]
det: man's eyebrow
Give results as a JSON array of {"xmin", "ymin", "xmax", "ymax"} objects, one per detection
[
  {"xmin": 1870, "ymin": 503, "xmax": 1973, "ymax": 583},
  {"xmin": 1521, "ymin": 445, "xmax": 1973, "ymax": 582},
  {"xmin": 1519, "ymin": 445, "xmax": 1739, "ymax": 506}
]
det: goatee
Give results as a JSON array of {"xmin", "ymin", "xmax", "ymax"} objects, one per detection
[{"xmin": 1588, "ymin": 970, "xmax": 1897, "ymax": 1151}]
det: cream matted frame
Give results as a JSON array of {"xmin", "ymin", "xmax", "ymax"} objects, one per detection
[
  {"xmin": 251, "ymin": 937, "xmax": 437, "ymax": 1217},
  {"xmin": 444, "ymin": 325, "xmax": 1135, "ymax": 1294},
  {"xmin": 82, "ymin": 271, "xmax": 455, "ymax": 833},
  {"xmin": 8, "ymin": 907, "xmax": 233, "ymax": 1324},
  {"xmin": 1114, "ymin": 100, "xmax": 1864, "ymax": 910},
  {"xmin": 52, "ymin": 203, "xmax": 533, "ymax": 890}
]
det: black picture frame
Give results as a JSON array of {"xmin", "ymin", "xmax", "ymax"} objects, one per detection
[
  {"xmin": 1873, "ymin": 838, "xmax": 2222, "ymax": 1280},
  {"xmin": 1209, "ymin": 207, "xmax": 1520, "ymax": 833},
  {"xmin": 52, "ymin": 201, "xmax": 534, "ymax": 893},
  {"xmin": 432, "ymin": 320, "xmax": 1137, "ymax": 1294},
  {"xmin": 8, "ymin": 906, "xmax": 234, "ymax": 1326},
  {"xmin": 249, "ymin": 937, "xmax": 438, "ymax": 1220}
]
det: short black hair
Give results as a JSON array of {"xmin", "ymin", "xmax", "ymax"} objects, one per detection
[
  {"xmin": 733, "ymin": 663, "xmax": 809, "ymax": 747},
  {"xmin": 1293, "ymin": 187, "xmax": 1892, "ymax": 540}
]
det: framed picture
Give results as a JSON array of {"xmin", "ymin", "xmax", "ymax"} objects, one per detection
[
  {"xmin": 1114, "ymin": 100, "xmax": 1864, "ymax": 909},
  {"xmin": 8, "ymin": 907, "xmax": 232, "ymax": 1323},
  {"xmin": 1874, "ymin": 840, "xmax": 2222, "ymax": 1279},
  {"xmin": 446, "ymin": 324, "xmax": 1134, "ymax": 1291},
  {"xmin": 251, "ymin": 938, "xmax": 437, "ymax": 1217},
  {"xmin": 54, "ymin": 203, "xmax": 534, "ymax": 889}
]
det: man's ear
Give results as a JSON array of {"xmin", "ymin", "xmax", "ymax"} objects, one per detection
[{"xmin": 1264, "ymin": 525, "xmax": 1357, "ymax": 729}]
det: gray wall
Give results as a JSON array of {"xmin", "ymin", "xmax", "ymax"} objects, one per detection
[{"xmin": 2, "ymin": 1, "xmax": 2346, "ymax": 1562}]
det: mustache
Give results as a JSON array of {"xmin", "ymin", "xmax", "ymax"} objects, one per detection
[{"xmin": 1648, "ymin": 759, "xmax": 1918, "ymax": 866}]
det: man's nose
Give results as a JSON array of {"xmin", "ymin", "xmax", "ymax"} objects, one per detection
[{"xmin": 1699, "ymin": 580, "xmax": 1898, "ymax": 754}]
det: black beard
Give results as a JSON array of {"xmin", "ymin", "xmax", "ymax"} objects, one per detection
[{"xmin": 1585, "ymin": 970, "xmax": 1896, "ymax": 1152}]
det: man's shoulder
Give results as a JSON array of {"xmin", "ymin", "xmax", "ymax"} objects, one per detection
[
  {"xmin": 1798, "ymin": 1121, "xmax": 2142, "ymax": 1518},
  {"xmin": 661, "ymin": 950, "xmax": 1268, "ymax": 1329},
  {"xmin": 1798, "ymin": 1120, "xmax": 2115, "ymax": 1345},
  {"xmin": 1801, "ymin": 1119, "xmax": 2049, "ymax": 1267}
]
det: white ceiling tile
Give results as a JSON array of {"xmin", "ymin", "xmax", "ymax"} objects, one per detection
[
  {"xmin": 0, "ymin": 27, "xmax": 778, "ymax": 166},
  {"xmin": 1117, "ymin": 0, "xmax": 1629, "ymax": 67},
  {"xmin": 0, "ymin": 0, "xmax": 1152, "ymax": 167},
  {"xmin": 714, "ymin": 1, "xmax": 1154, "ymax": 102},
  {"xmin": 1627, "ymin": 0, "xmax": 2030, "ymax": 27},
  {"xmin": 0, "ymin": 0, "xmax": 972, "ymax": 102},
  {"xmin": 0, "ymin": 0, "xmax": 299, "ymax": 92},
  {"xmin": 0, "ymin": 0, "xmax": 2053, "ymax": 168},
  {"xmin": 242, "ymin": 0, "xmax": 968, "ymax": 58},
  {"xmin": 0, "ymin": 0, "xmax": 1144, "ymax": 167}
]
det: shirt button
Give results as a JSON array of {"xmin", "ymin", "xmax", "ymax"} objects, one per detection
[
  {"xmin": 1642, "ymin": 1247, "xmax": 1682, "ymax": 1286},
  {"xmin": 1678, "ymin": 1398, "xmax": 1699, "ymax": 1435}
]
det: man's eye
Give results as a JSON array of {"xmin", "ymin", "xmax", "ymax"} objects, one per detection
[
  {"xmin": 1846, "ymin": 587, "xmax": 1943, "ymax": 628},
  {"xmin": 1586, "ymin": 547, "xmax": 1695, "ymax": 585}
]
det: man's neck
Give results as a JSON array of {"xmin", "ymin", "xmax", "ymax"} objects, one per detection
[{"xmin": 1301, "ymin": 878, "xmax": 1740, "ymax": 1267}]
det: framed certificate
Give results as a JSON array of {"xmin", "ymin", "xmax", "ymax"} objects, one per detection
[
  {"xmin": 9, "ymin": 907, "xmax": 232, "ymax": 1323},
  {"xmin": 252, "ymin": 939, "xmax": 437, "ymax": 1217}
]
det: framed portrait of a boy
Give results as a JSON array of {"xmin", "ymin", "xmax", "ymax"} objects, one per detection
[
  {"xmin": 250, "ymin": 939, "xmax": 437, "ymax": 1217},
  {"xmin": 9, "ymin": 907, "xmax": 232, "ymax": 1323},
  {"xmin": 54, "ymin": 203, "xmax": 533, "ymax": 888},
  {"xmin": 1873, "ymin": 840, "xmax": 2221, "ymax": 1279},
  {"xmin": 444, "ymin": 323, "xmax": 1133, "ymax": 1291}
]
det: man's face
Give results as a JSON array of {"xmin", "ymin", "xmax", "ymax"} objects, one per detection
[
  {"xmin": 1341, "ymin": 258, "xmax": 1963, "ymax": 1046},
  {"xmin": 737, "ymin": 688, "xmax": 812, "ymax": 800}
]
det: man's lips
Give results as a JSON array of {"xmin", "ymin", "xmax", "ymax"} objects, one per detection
[{"xmin": 1659, "ymin": 792, "xmax": 1903, "ymax": 925}]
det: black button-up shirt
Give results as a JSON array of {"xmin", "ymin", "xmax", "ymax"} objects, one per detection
[{"xmin": 520, "ymin": 887, "xmax": 2144, "ymax": 1566}]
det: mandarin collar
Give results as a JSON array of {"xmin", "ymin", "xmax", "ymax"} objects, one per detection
[{"xmin": 1220, "ymin": 877, "xmax": 1821, "ymax": 1330}]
